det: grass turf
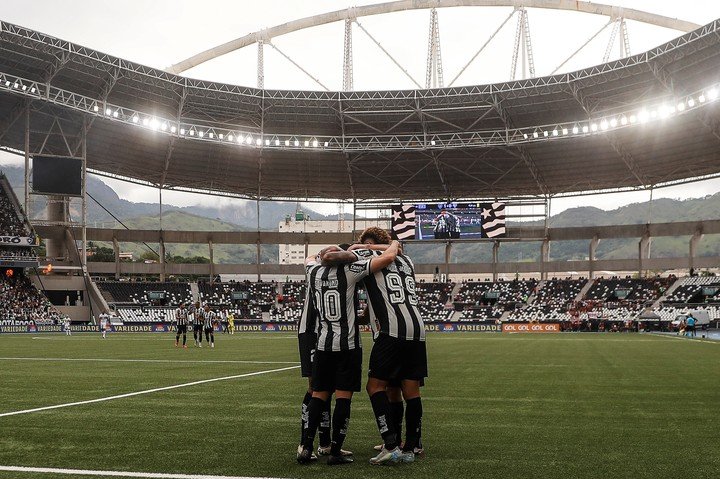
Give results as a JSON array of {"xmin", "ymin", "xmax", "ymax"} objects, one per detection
[{"xmin": 0, "ymin": 332, "xmax": 718, "ymax": 479}]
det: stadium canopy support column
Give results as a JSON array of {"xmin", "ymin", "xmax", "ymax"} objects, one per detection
[
  {"xmin": 159, "ymin": 235, "xmax": 166, "ymax": 282},
  {"xmin": 208, "ymin": 240, "xmax": 214, "ymax": 282},
  {"xmin": 23, "ymin": 102, "xmax": 30, "ymax": 215},
  {"xmin": 540, "ymin": 239, "xmax": 550, "ymax": 280},
  {"xmin": 492, "ymin": 241, "xmax": 500, "ymax": 282},
  {"xmin": 444, "ymin": 242, "xmax": 452, "ymax": 281},
  {"xmin": 589, "ymin": 236, "xmax": 600, "ymax": 279},
  {"xmin": 81, "ymin": 118, "xmax": 87, "ymax": 269},
  {"xmin": 638, "ymin": 233, "xmax": 651, "ymax": 278},
  {"xmin": 689, "ymin": 231, "xmax": 703, "ymax": 271},
  {"xmin": 113, "ymin": 237, "xmax": 120, "ymax": 280}
]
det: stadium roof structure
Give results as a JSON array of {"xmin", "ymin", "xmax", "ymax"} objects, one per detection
[{"xmin": 0, "ymin": 18, "xmax": 719, "ymax": 202}]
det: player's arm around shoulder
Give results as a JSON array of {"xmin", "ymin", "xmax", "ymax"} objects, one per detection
[{"xmin": 369, "ymin": 240, "xmax": 399, "ymax": 273}]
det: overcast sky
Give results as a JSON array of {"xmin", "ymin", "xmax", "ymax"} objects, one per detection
[{"xmin": 1, "ymin": 0, "xmax": 719, "ymax": 217}]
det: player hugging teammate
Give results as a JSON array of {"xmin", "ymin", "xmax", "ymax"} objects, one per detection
[{"xmin": 296, "ymin": 227, "xmax": 428, "ymax": 466}]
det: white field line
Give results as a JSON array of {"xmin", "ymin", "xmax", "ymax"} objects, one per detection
[
  {"xmin": 0, "ymin": 365, "xmax": 299, "ymax": 419},
  {"xmin": 0, "ymin": 357, "xmax": 299, "ymax": 365},
  {"xmin": 0, "ymin": 465, "xmax": 290, "ymax": 479},
  {"xmin": 646, "ymin": 333, "xmax": 719, "ymax": 345}
]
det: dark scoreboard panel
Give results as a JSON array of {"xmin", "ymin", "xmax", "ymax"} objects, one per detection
[{"xmin": 32, "ymin": 156, "xmax": 82, "ymax": 196}]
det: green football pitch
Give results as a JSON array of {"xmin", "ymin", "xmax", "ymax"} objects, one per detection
[{"xmin": 0, "ymin": 332, "xmax": 718, "ymax": 479}]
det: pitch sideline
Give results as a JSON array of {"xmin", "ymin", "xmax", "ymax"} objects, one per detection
[
  {"xmin": 0, "ymin": 465, "xmax": 289, "ymax": 479},
  {"xmin": 0, "ymin": 365, "xmax": 299, "ymax": 418}
]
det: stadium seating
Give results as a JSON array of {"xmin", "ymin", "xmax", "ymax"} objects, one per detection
[
  {"xmin": 416, "ymin": 281, "xmax": 454, "ymax": 321},
  {"xmin": 455, "ymin": 279, "xmax": 537, "ymax": 320},
  {"xmin": 663, "ymin": 276, "xmax": 720, "ymax": 304},
  {"xmin": 0, "ymin": 176, "xmax": 30, "ymax": 237},
  {"xmin": 97, "ymin": 281, "xmax": 193, "ymax": 305},
  {"xmin": 0, "ymin": 273, "xmax": 62, "ymax": 326},
  {"xmin": 509, "ymin": 279, "xmax": 587, "ymax": 321}
]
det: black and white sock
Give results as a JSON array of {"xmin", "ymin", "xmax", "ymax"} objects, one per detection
[
  {"xmin": 302, "ymin": 397, "xmax": 324, "ymax": 450},
  {"xmin": 369, "ymin": 391, "xmax": 398, "ymax": 450},
  {"xmin": 403, "ymin": 397, "xmax": 423, "ymax": 452},
  {"xmin": 390, "ymin": 400, "xmax": 404, "ymax": 444},
  {"xmin": 330, "ymin": 398, "xmax": 351, "ymax": 456},
  {"xmin": 300, "ymin": 391, "xmax": 312, "ymax": 444},
  {"xmin": 318, "ymin": 398, "xmax": 332, "ymax": 448}
]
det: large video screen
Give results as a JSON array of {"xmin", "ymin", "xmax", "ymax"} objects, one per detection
[
  {"xmin": 391, "ymin": 202, "xmax": 506, "ymax": 240},
  {"xmin": 32, "ymin": 156, "xmax": 82, "ymax": 196}
]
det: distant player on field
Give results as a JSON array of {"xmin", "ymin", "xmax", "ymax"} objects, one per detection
[
  {"xmin": 175, "ymin": 303, "xmax": 189, "ymax": 348},
  {"xmin": 201, "ymin": 304, "xmax": 216, "ymax": 348},
  {"xmin": 227, "ymin": 310, "xmax": 235, "ymax": 335}
]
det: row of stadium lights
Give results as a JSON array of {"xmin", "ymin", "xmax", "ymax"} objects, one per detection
[
  {"xmin": 2, "ymin": 76, "xmax": 718, "ymax": 148},
  {"xmin": 521, "ymin": 88, "xmax": 719, "ymax": 140}
]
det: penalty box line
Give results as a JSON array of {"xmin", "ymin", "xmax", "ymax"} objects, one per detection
[
  {"xmin": 0, "ymin": 465, "xmax": 290, "ymax": 479},
  {"xmin": 0, "ymin": 365, "xmax": 299, "ymax": 419}
]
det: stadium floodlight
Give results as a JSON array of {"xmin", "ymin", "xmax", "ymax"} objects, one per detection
[
  {"xmin": 285, "ymin": 139, "xmax": 290, "ymax": 146},
  {"xmin": 105, "ymin": 108, "xmax": 112, "ymax": 116},
  {"xmin": 590, "ymin": 123, "xmax": 598, "ymax": 132},
  {"xmin": 180, "ymin": 128, "xmax": 186, "ymax": 135},
  {"xmin": 324, "ymin": 141, "xmax": 329, "ymax": 147},
  {"xmin": 132, "ymin": 115, "xmax": 139, "ymax": 123},
  {"xmin": 237, "ymin": 135, "xmax": 243, "ymax": 144},
  {"xmin": 21, "ymin": 85, "xmax": 27, "ymax": 91},
  {"xmin": 227, "ymin": 134, "xmax": 233, "ymax": 141},
  {"xmin": 523, "ymin": 133, "xmax": 528, "ymax": 139},
  {"xmin": 677, "ymin": 102, "xmax": 686, "ymax": 111},
  {"xmin": 687, "ymin": 98, "xmax": 695, "ymax": 107},
  {"xmin": 13, "ymin": 83, "xmax": 18, "ymax": 89},
  {"xmin": 208, "ymin": 132, "xmax": 214, "ymax": 138},
  {"xmin": 698, "ymin": 94, "xmax": 706, "ymax": 103},
  {"xmin": 256, "ymin": 138, "xmax": 262, "ymax": 146},
  {"xmin": 609, "ymin": 118, "xmax": 617, "ymax": 127},
  {"xmin": 294, "ymin": 140, "xmax": 300, "ymax": 147},
  {"xmin": 265, "ymin": 139, "xmax": 270, "ymax": 146},
  {"xmin": 620, "ymin": 116, "xmax": 628, "ymax": 125},
  {"xmin": 543, "ymin": 131, "xmax": 548, "ymax": 137},
  {"xmin": 304, "ymin": 140, "xmax": 310, "ymax": 147},
  {"xmin": 638, "ymin": 110, "xmax": 649, "ymax": 123},
  {"xmin": 142, "ymin": 118, "xmax": 150, "ymax": 126},
  {"xmin": 582, "ymin": 125, "xmax": 589, "ymax": 133},
  {"xmin": 93, "ymin": 105, "xmax": 99, "ymax": 112},
  {"xmin": 30, "ymin": 87, "xmax": 36, "ymax": 93},
  {"xmin": 170, "ymin": 126, "xmax": 177, "ymax": 134},
  {"xmin": 552, "ymin": 129, "xmax": 558, "ymax": 136},
  {"xmin": 189, "ymin": 130, "xmax": 195, "ymax": 136},
  {"xmin": 312, "ymin": 140, "xmax": 318, "ymax": 147},
  {"xmin": 218, "ymin": 133, "xmax": 223, "ymax": 140},
  {"xmin": 162, "ymin": 123, "xmax": 168, "ymax": 131},
  {"xmin": 4, "ymin": 81, "xmax": 9, "ymax": 87},
  {"xmin": 275, "ymin": 139, "xmax": 280, "ymax": 146},
  {"xmin": 600, "ymin": 120, "xmax": 608, "ymax": 130},
  {"xmin": 198, "ymin": 131, "xmax": 204, "ymax": 138},
  {"xmin": 431, "ymin": 139, "xmax": 436, "ymax": 145},
  {"xmin": 150, "ymin": 119, "xmax": 159, "ymax": 130},
  {"xmin": 532, "ymin": 132, "xmax": 538, "ymax": 138},
  {"xmin": 562, "ymin": 128, "xmax": 568, "ymax": 135},
  {"xmin": 629, "ymin": 114, "xmax": 637, "ymax": 124},
  {"xmin": 112, "ymin": 111, "xmax": 118, "ymax": 118},
  {"xmin": 708, "ymin": 88, "xmax": 718, "ymax": 100},
  {"xmin": 245, "ymin": 135, "xmax": 253, "ymax": 145},
  {"xmin": 572, "ymin": 126, "xmax": 579, "ymax": 134}
]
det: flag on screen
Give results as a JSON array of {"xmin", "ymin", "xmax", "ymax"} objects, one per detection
[
  {"xmin": 391, "ymin": 204, "xmax": 416, "ymax": 240},
  {"xmin": 481, "ymin": 202, "xmax": 506, "ymax": 238}
]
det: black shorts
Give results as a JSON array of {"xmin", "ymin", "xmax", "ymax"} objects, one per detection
[
  {"xmin": 369, "ymin": 334, "xmax": 428, "ymax": 382},
  {"xmin": 204, "ymin": 326, "xmax": 214, "ymax": 334},
  {"xmin": 311, "ymin": 348, "xmax": 362, "ymax": 393},
  {"xmin": 176, "ymin": 325, "xmax": 187, "ymax": 334},
  {"xmin": 298, "ymin": 333, "xmax": 317, "ymax": 378}
]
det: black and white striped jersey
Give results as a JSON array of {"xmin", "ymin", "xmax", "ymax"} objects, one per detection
[
  {"xmin": 357, "ymin": 249, "xmax": 426, "ymax": 342},
  {"xmin": 298, "ymin": 285, "xmax": 319, "ymax": 336},
  {"xmin": 202, "ymin": 309, "xmax": 216, "ymax": 329},
  {"xmin": 175, "ymin": 308, "xmax": 189, "ymax": 326},
  {"xmin": 305, "ymin": 254, "xmax": 372, "ymax": 352}
]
